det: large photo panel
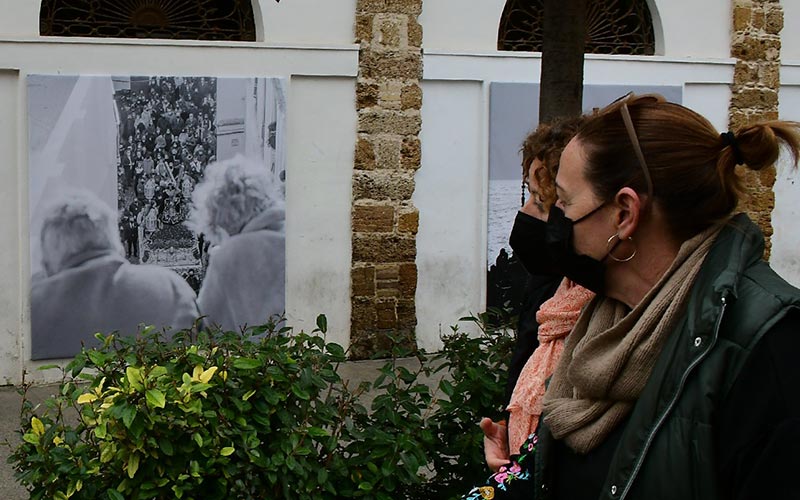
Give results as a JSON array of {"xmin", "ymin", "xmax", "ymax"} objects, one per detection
[
  {"xmin": 486, "ymin": 84, "xmax": 683, "ymax": 316},
  {"xmin": 28, "ymin": 74, "xmax": 287, "ymax": 359}
]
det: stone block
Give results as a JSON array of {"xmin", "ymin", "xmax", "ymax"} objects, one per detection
[
  {"xmin": 408, "ymin": 19, "xmax": 423, "ymax": 48},
  {"xmin": 401, "ymin": 136, "xmax": 422, "ymax": 170},
  {"xmin": 357, "ymin": 0, "xmax": 386, "ymax": 14},
  {"xmin": 375, "ymin": 300, "xmax": 398, "ymax": 329},
  {"xmin": 733, "ymin": 6, "xmax": 751, "ymax": 32},
  {"xmin": 372, "ymin": 14, "xmax": 407, "ymax": 51},
  {"xmin": 354, "ymin": 136, "xmax": 376, "ymax": 170},
  {"xmin": 376, "ymin": 264, "xmax": 400, "ymax": 280},
  {"xmin": 731, "ymin": 37, "xmax": 781, "ymax": 61},
  {"xmin": 353, "ymin": 170, "xmax": 415, "ymax": 201},
  {"xmin": 733, "ymin": 61, "xmax": 759, "ymax": 87},
  {"xmin": 751, "ymin": 9, "xmax": 765, "ymax": 30},
  {"xmin": 385, "ymin": 0, "xmax": 422, "ymax": 15},
  {"xmin": 359, "ymin": 109, "xmax": 422, "ymax": 135},
  {"xmin": 765, "ymin": 8, "xmax": 783, "ymax": 35},
  {"xmin": 353, "ymin": 234, "xmax": 416, "ymax": 263},
  {"xmin": 352, "ymin": 297, "xmax": 377, "ymax": 331},
  {"xmin": 396, "ymin": 298, "xmax": 417, "ymax": 329},
  {"xmin": 353, "ymin": 203, "xmax": 396, "ymax": 232},
  {"xmin": 759, "ymin": 63, "xmax": 780, "ymax": 88},
  {"xmin": 360, "ymin": 50, "xmax": 422, "ymax": 80},
  {"xmin": 352, "ymin": 265, "xmax": 376, "ymax": 297},
  {"xmin": 379, "ymin": 80, "xmax": 404, "ymax": 110},
  {"xmin": 398, "ymin": 262, "xmax": 417, "ymax": 298},
  {"xmin": 731, "ymin": 88, "xmax": 778, "ymax": 109},
  {"xmin": 397, "ymin": 207, "xmax": 419, "ymax": 234},
  {"xmin": 401, "ymin": 83, "xmax": 423, "ymax": 110},
  {"xmin": 355, "ymin": 13, "xmax": 373, "ymax": 43},
  {"xmin": 357, "ymin": 80, "xmax": 380, "ymax": 109},
  {"xmin": 374, "ymin": 135, "xmax": 403, "ymax": 169}
]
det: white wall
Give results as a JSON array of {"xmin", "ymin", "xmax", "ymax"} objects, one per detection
[
  {"xmin": 0, "ymin": 0, "xmax": 357, "ymax": 45},
  {"xmin": 782, "ymin": 0, "xmax": 800, "ymax": 62},
  {"xmin": 0, "ymin": 1, "xmax": 359, "ymax": 383},
  {"xmin": 773, "ymin": 63, "xmax": 800, "ymax": 288},
  {"xmin": 420, "ymin": 0, "xmax": 732, "ymax": 59}
]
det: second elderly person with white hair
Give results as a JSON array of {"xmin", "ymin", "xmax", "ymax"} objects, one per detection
[{"xmin": 187, "ymin": 155, "xmax": 286, "ymax": 332}]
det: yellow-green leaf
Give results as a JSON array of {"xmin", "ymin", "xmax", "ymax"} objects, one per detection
[
  {"xmin": 126, "ymin": 366, "xmax": 144, "ymax": 392},
  {"xmin": 220, "ymin": 446, "xmax": 235, "ymax": 457},
  {"xmin": 199, "ymin": 366, "xmax": 218, "ymax": 384},
  {"xmin": 127, "ymin": 453, "xmax": 140, "ymax": 479},
  {"xmin": 77, "ymin": 393, "xmax": 98, "ymax": 405},
  {"xmin": 242, "ymin": 390, "xmax": 256, "ymax": 401},
  {"xmin": 22, "ymin": 432, "xmax": 39, "ymax": 445},
  {"xmin": 146, "ymin": 389, "xmax": 166, "ymax": 409},
  {"xmin": 31, "ymin": 417, "xmax": 45, "ymax": 436}
]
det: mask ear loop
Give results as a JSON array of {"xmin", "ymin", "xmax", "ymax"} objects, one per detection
[{"xmin": 607, "ymin": 234, "xmax": 636, "ymax": 262}]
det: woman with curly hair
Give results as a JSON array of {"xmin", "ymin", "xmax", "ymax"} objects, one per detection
[{"xmin": 187, "ymin": 155, "xmax": 285, "ymax": 332}]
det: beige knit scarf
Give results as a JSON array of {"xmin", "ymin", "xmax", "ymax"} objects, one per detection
[
  {"xmin": 506, "ymin": 278, "xmax": 594, "ymax": 453},
  {"xmin": 541, "ymin": 225, "xmax": 721, "ymax": 454}
]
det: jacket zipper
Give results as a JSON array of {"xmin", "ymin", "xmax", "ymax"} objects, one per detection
[{"xmin": 618, "ymin": 294, "xmax": 728, "ymax": 499}]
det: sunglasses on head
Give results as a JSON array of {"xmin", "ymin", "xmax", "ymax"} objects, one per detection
[{"xmin": 598, "ymin": 92, "xmax": 666, "ymax": 199}]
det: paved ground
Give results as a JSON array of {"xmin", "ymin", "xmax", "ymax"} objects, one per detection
[{"xmin": 0, "ymin": 358, "xmax": 443, "ymax": 499}]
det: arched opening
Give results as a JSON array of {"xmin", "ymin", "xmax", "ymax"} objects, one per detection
[
  {"xmin": 39, "ymin": 0, "xmax": 257, "ymax": 41},
  {"xmin": 498, "ymin": 0, "xmax": 656, "ymax": 55}
]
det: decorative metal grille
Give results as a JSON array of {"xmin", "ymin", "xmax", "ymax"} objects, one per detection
[
  {"xmin": 40, "ymin": 0, "xmax": 257, "ymax": 41},
  {"xmin": 498, "ymin": 0, "xmax": 655, "ymax": 55}
]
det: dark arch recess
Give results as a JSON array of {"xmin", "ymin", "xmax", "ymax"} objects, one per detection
[
  {"xmin": 498, "ymin": 0, "xmax": 655, "ymax": 55},
  {"xmin": 40, "ymin": 0, "xmax": 257, "ymax": 41}
]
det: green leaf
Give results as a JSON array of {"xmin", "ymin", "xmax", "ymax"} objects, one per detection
[
  {"xmin": 358, "ymin": 482, "xmax": 373, "ymax": 492},
  {"xmin": 126, "ymin": 366, "xmax": 144, "ymax": 392},
  {"xmin": 106, "ymin": 490, "xmax": 124, "ymax": 500},
  {"xmin": 220, "ymin": 446, "xmax": 235, "ymax": 457},
  {"xmin": 232, "ymin": 357, "xmax": 261, "ymax": 370},
  {"xmin": 291, "ymin": 385, "xmax": 310, "ymax": 400},
  {"xmin": 120, "ymin": 405, "xmax": 137, "ymax": 429},
  {"xmin": 158, "ymin": 437, "xmax": 174, "ymax": 456},
  {"xmin": 242, "ymin": 389, "xmax": 256, "ymax": 401},
  {"xmin": 192, "ymin": 433, "xmax": 203, "ymax": 448},
  {"xmin": 145, "ymin": 389, "xmax": 166, "ymax": 409},
  {"xmin": 37, "ymin": 364, "xmax": 60, "ymax": 371},
  {"xmin": 22, "ymin": 432, "xmax": 39, "ymax": 445},
  {"xmin": 315, "ymin": 314, "xmax": 328, "ymax": 333},
  {"xmin": 127, "ymin": 453, "xmax": 140, "ymax": 478}
]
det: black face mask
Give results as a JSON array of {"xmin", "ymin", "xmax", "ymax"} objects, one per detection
[
  {"xmin": 508, "ymin": 211, "xmax": 562, "ymax": 276},
  {"xmin": 545, "ymin": 204, "xmax": 607, "ymax": 294}
]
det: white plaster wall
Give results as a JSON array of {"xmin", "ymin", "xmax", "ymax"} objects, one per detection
[
  {"xmin": 416, "ymin": 80, "xmax": 486, "ymax": 352},
  {"xmin": 0, "ymin": 70, "xmax": 22, "ymax": 385},
  {"xmin": 772, "ymin": 66, "xmax": 800, "ymax": 288},
  {"xmin": 0, "ymin": 0, "xmax": 356, "ymax": 46},
  {"xmin": 420, "ymin": 0, "xmax": 731, "ymax": 59},
  {"xmin": 782, "ymin": 0, "xmax": 800, "ymax": 62},
  {"xmin": 0, "ymin": 35, "xmax": 358, "ymax": 382},
  {"xmin": 284, "ymin": 76, "xmax": 355, "ymax": 349}
]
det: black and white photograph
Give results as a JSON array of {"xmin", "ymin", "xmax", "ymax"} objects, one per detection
[
  {"xmin": 486, "ymin": 83, "xmax": 682, "ymax": 315},
  {"xmin": 28, "ymin": 74, "xmax": 287, "ymax": 360}
]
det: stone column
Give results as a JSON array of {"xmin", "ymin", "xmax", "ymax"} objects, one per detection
[
  {"xmin": 351, "ymin": 0, "xmax": 423, "ymax": 359},
  {"xmin": 729, "ymin": 0, "xmax": 783, "ymax": 256}
]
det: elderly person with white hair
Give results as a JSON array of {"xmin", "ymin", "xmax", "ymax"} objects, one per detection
[
  {"xmin": 31, "ymin": 190, "xmax": 199, "ymax": 360},
  {"xmin": 187, "ymin": 155, "xmax": 285, "ymax": 332}
]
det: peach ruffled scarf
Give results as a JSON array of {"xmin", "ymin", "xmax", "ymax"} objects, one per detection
[{"xmin": 506, "ymin": 278, "xmax": 594, "ymax": 453}]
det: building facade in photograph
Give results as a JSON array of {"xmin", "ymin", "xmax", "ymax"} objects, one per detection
[{"xmin": 0, "ymin": 0, "xmax": 798, "ymax": 381}]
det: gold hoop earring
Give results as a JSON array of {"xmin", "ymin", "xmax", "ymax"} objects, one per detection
[{"xmin": 607, "ymin": 234, "xmax": 636, "ymax": 262}]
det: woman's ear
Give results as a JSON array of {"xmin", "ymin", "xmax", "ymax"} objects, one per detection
[{"xmin": 613, "ymin": 187, "xmax": 643, "ymax": 239}]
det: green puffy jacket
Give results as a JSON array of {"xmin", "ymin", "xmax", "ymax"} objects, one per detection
[{"xmin": 535, "ymin": 213, "xmax": 800, "ymax": 499}]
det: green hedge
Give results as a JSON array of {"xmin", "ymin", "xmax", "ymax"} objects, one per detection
[{"xmin": 9, "ymin": 313, "xmax": 513, "ymax": 500}]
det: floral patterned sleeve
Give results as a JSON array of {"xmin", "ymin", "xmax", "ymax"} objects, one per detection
[{"xmin": 461, "ymin": 433, "xmax": 538, "ymax": 500}]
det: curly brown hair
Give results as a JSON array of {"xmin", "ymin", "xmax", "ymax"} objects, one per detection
[{"xmin": 520, "ymin": 115, "xmax": 585, "ymax": 209}]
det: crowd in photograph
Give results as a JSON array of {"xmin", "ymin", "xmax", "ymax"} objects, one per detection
[{"xmin": 114, "ymin": 76, "xmax": 217, "ymax": 278}]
